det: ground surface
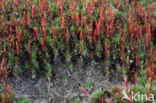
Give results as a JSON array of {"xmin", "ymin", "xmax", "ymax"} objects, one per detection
[{"xmin": 7, "ymin": 60, "xmax": 124, "ymax": 103}]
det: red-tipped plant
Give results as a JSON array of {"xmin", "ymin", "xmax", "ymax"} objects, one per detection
[
  {"xmin": 102, "ymin": 96, "xmax": 104, "ymax": 103},
  {"xmin": 9, "ymin": 22, "xmax": 12, "ymax": 40},
  {"xmin": 49, "ymin": 5, "xmax": 52, "ymax": 22},
  {"xmin": 105, "ymin": 42, "xmax": 108, "ymax": 65},
  {"xmin": 28, "ymin": 40, "xmax": 31, "ymax": 65},
  {"xmin": 123, "ymin": 29, "xmax": 125, "ymax": 46},
  {"xmin": 5, "ymin": 66, "xmax": 8, "ymax": 89},
  {"xmin": 76, "ymin": 12, "xmax": 79, "ymax": 41},
  {"xmin": 129, "ymin": 93, "xmax": 132, "ymax": 103},
  {"xmin": 117, "ymin": 85, "xmax": 122, "ymax": 98},
  {"xmin": 27, "ymin": 12, "xmax": 30, "ymax": 32},
  {"xmin": 7, "ymin": 85, "xmax": 11, "ymax": 103},
  {"xmin": 32, "ymin": 5, "xmax": 37, "ymax": 19},
  {"xmin": 0, "ymin": 56, "xmax": 5, "ymax": 84},
  {"xmin": 122, "ymin": 45, "xmax": 125, "ymax": 64},
  {"xmin": 109, "ymin": 98, "xmax": 112, "ymax": 103},
  {"xmin": 106, "ymin": 24, "xmax": 109, "ymax": 39},
  {"xmin": 152, "ymin": 3, "xmax": 154, "ymax": 16},
  {"xmin": 126, "ymin": 0, "xmax": 129, "ymax": 7},
  {"xmin": 146, "ymin": 59, "xmax": 149, "ymax": 79},
  {"xmin": 61, "ymin": 16, "xmax": 65, "ymax": 39},
  {"xmin": 150, "ymin": 48, "xmax": 153, "ymax": 63},
  {"xmin": 151, "ymin": 62, "xmax": 154, "ymax": 75},
  {"xmin": 16, "ymin": 41, "xmax": 19, "ymax": 64},
  {"xmin": 147, "ymin": 88, "xmax": 150, "ymax": 103},
  {"xmin": 53, "ymin": 26, "xmax": 57, "ymax": 48},
  {"xmin": 43, "ymin": 0, "xmax": 46, "ymax": 13},
  {"xmin": 135, "ymin": 72, "xmax": 137, "ymax": 85},
  {"xmin": 11, "ymin": 0, "xmax": 14, "ymax": 10},
  {"xmin": 22, "ymin": 11, "xmax": 26, "ymax": 29},
  {"xmin": 136, "ymin": 53, "xmax": 138, "ymax": 72},
  {"xmin": 94, "ymin": 30, "xmax": 96, "ymax": 48},
  {"xmin": 125, "ymin": 76, "xmax": 128, "ymax": 90},
  {"xmin": 80, "ymin": 30, "xmax": 83, "ymax": 55},
  {"xmin": 2, "ymin": 21, "xmax": 6, "ymax": 33},
  {"xmin": 2, "ymin": 93, "xmax": 5, "ymax": 103},
  {"xmin": 8, "ymin": 85, "xmax": 11, "ymax": 103},
  {"xmin": 149, "ymin": 68, "xmax": 151, "ymax": 79},
  {"xmin": 81, "ymin": 86, "xmax": 88, "ymax": 96},
  {"xmin": 66, "ymin": 29, "xmax": 69, "ymax": 50},
  {"xmin": 39, "ymin": 0, "xmax": 42, "ymax": 17},
  {"xmin": 132, "ymin": 2, "xmax": 135, "ymax": 18},
  {"xmin": 116, "ymin": 0, "xmax": 120, "ymax": 11},
  {"xmin": 139, "ymin": 25, "xmax": 142, "ymax": 46}
]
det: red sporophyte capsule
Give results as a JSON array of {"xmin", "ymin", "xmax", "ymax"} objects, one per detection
[
  {"xmin": 49, "ymin": 5, "xmax": 52, "ymax": 18},
  {"xmin": 32, "ymin": 5, "xmax": 36, "ymax": 18},
  {"xmin": 126, "ymin": 0, "xmax": 129, "ymax": 7},
  {"xmin": 8, "ymin": 85, "xmax": 11, "ymax": 103},
  {"xmin": 81, "ymin": 86, "xmax": 88, "ymax": 96},
  {"xmin": 2, "ymin": 93, "xmax": 5, "ymax": 103},
  {"xmin": 122, "ymin": 45, "xmax": 124, "ymax": 64},
  {"xmin": 105, "ymin": 42, "xmax": 108, "ymax": 65},
  {"xmin": 136, "ymin": 53, "xmax": 139, "ymax": 72},
  {"xmin": 125, "ymin": 77, "xmax": 128, "ymax": 90},
  {"xmin": 16, "ymin": 41, "xmax": 19, "ymax": 64},
  {"xmin": 117, "ymin": 85, "xmax": 121, "ymax": 98},
  {"xmin": 28, "ymin": 40, "xmax": 31, "ymax": 65},
  {"xmin": 66, "ymin": 29, "xmax": 69, "ymax": 50},
  {"xmin": 109, "ymin": 98, "xmax": 112, "ymax": 103},
  {"xmin": 5, "ymin": 66, "xmax": 8, "ymax": 87},
  {"xmin": 135, "ymin": 72, "xmax": 137, "ymax": 85}
]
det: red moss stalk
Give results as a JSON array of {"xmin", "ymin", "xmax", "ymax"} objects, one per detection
[
  {"xmin": 146, "ymin": 59, "xmax": 149, "ymax": 79},
  {"xmin": 27, "ymin": 12, "xmax": 30, "ymax": 33},
  {"xmin": 94, "ymin": 30, "xmax": 96, "ymax": 48},
  {"xmin": 39, "ymin": 0, "xmax": 42, "ymax": 18},
  {"xmin": 147, "ymin": 88, "xmax": 150, "ymax": 103},
  {"xmin": 117, "ymin": 85, "xmax": 122, "ymax": 98},
  {"xmin": 126, "ymin": 0, "xmax": 129, "ymax": 7},
  {"xmin": 109, "ymin": 98, "xmax": 112, "ymax": 103},
  {"xmin": 151, "ymin": 62, "xmax": 154, "ymax": 75},
  {"xmin": 76, "ymin": 12, "xmax": 79, "ymax": 41},
  {"xmin": 0, "ymin": 56, "xmax": 5, "ymax": 84},
  {"xmin": 28, "ymin": 40, "xmax": 31, "ymax": 65},
  {"xmin": 61, "ymin": 16, "xmax": 65, "ymax": 39},
  {"xmin": 136, "ymin": 53, "xmax": 138, "ymax": 72},
  {"xmin": 106, "ymin": 24, "xmax": 109, "ymax": 39},
  {"xmin": 152, "ymin": 3, "xmax": 154, "ymax": 16},
  {"xmin": 105, "ymin": 42, "xmax": 108, "ymax": 65},
  {"xmin": 49, "ymin": 5, "xmax": 52, "ymax": 23},
  {"xmin": 102, "ymin": 96, "xmax": 104, "ymax": 103},
  {"xmin": 2, "ymin": 93, "xmax": 5, "ymax": 103},
  {"xmin": 81, "ymin": 86, "xmax": 88, "ymax": 96},
  {"xmin": 66, "ymin": 29, "xmax": 69, "ymax": 50},
  {"xmin": 80, "ymin": 30, "xmax": 83, "ymax": 55},
  {"xmin": 5, "ymin": 66, "xmax": 8, "ymax": 89},
  {"xmin": 129, "ymin": 93, "xmax": 132, "ymax": 103},
  {"xmin": 32, "ymin": 5, "xmax": 37, "ymax": 20},
  {"xmin": 16, "ymin": 41, "xmax": 19, "ymax": 64},
  {"xmin": 122, "ymin": 45, "xmax": 125, "ymax": 64},
  {"xmin": 116, "ymin": 0, "xmax": 119, "ymax": 11},
  {"xmin": 8, "ymin": 85, "xmax": 11, "ymax": 103},
  {"xmin": 135, "ymin": 72, "xmax": 137, "ymax": 85},
  {"xmin": 125, "ymin": 76, "xmax": 128, "ymax": 90},
  {"xmin": 53, "ymin": 26, "xmax": 57, "ymax": 48}
]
